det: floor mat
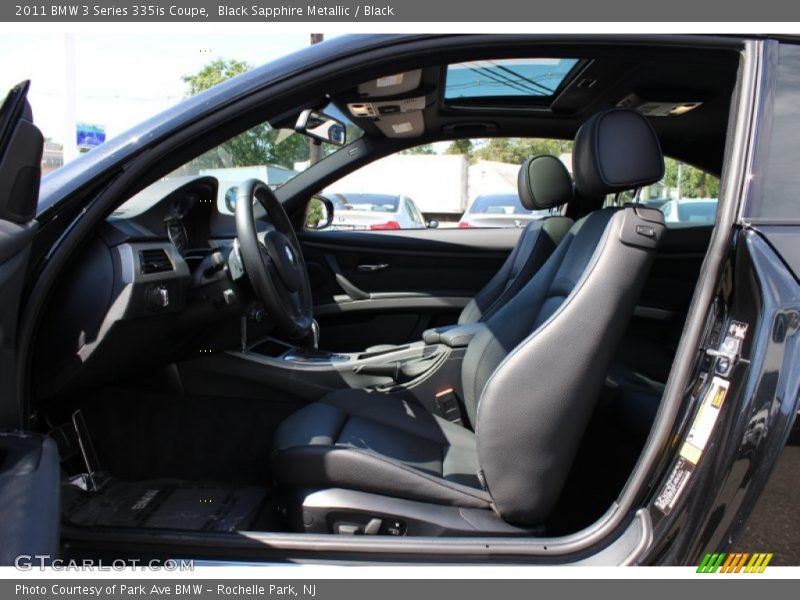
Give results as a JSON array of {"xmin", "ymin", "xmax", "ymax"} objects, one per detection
[
  {"xmin": 52, "ymin": 387, "xmax": 301, "ymax": 485},
  {"xmin": 62, "ymin": 477, "xmax": 268, "ymax": 533}
]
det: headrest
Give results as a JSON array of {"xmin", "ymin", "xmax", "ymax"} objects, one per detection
[
  {"xmin": 517, "ymin": 154, "xmax": 574, "ymax": 211},
  {"xmin": 573, "ymin": 108, "xmax": 664, "ymax": 197}
]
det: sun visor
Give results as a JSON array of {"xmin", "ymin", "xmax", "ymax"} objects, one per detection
[
  {"xmin": 373, "ymin": 112, "xmax": 425, "ymax": 138},
  {"xmin": 357, "ymin": 70, "xmax": 423, "ymax": 97}
]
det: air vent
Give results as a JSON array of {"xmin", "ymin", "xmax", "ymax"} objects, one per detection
[{"xmin": 139, "ymin": 249, "xmax": 173, "ymax": 275}]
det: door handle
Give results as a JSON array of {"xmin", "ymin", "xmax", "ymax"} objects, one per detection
[
  {"xmin": 357, "ymin": 263, "xmax": 389, "ymax": 272},
  {"xmin": 323, "ymin": 254, "xmax": 369, "ymax": 300}
]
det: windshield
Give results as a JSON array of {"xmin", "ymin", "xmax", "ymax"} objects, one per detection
[{"xmin": 115, "ymin": 104, "xmax": 363, "ymax": 218}]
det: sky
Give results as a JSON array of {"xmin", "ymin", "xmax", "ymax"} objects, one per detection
[{"xmin": 0, "ymin": 33, "xmax": 323, "ymax": 148}]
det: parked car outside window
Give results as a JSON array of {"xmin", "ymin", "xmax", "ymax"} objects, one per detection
[
  {"xmin": 458, "ymin": 193, "xmax": 550, "ymax": 228},
  {"xmin": 659, "ymin": 198, "xmax": 719, "ymax": 225},
  {"xmin": 323, "ymin": 193, "xmax": 427, "ymax": 230}
]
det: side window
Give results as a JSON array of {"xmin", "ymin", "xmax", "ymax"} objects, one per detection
[
  {"xmin": 643, "ymin": 158, "xmax": 720, "ymax": 228},
  {"xmin": 315, "ymin": 137, "xmax": 572, "ymax": 231}
]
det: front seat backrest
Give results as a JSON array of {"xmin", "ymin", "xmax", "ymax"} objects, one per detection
[
  {"xmin": 466, "ymin": 108, "xmax": 667, "ymax": 524},
  {"xmin": 458, "ymin": 155, "xmax": 574, "ymax": 324}
]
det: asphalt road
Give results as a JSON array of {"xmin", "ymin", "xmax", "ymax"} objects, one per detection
[{"xmin": 732, "ymin": 426, "xmax": 800, "ymax": 565}]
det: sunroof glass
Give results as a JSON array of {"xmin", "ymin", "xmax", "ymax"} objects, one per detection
[{"xmin": 445, "ymin": 58, "xmax": 580, "ymax": 100}]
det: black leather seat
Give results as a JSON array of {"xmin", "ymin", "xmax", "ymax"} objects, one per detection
[
  {"xmin": 458, "ymin": 154, "xmax": 575, "ymax": 324},
  {"xmin": 271, "ymin": 109, "xmax": 667, "ymax": 535},
  {"xmin": 366, "ymin": 155, "xmax": 575, "ymax": 353}
]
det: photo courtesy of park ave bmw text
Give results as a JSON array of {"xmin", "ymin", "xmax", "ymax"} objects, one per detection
[{"xmin": 0, "ymin": 0, "xmax": 798, "ymax": 594}]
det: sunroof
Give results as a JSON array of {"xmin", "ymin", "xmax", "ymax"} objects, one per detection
[{"xmin": 444, "ymin": 58, "xmax": 580, "ymax": 101}]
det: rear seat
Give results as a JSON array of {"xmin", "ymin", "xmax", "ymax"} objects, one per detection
[
  {"xmin": 605, "ymin": 225, "xmax": 713, "ymax": 442},
  {"xmin": 605, "ymin": 363, "xmax": 666, "ymax": 444}
]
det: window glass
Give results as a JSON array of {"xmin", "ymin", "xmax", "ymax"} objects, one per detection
[
  {"xmin": 320, "ymin": 138, "xmax": 572, "ymax": 231},
  {"xmin": 445, "ymin": 59, "xmax": 580, "ymax": 100},
  {"xmin": 113, "ymin": 102, "xmax": 363, "ymax": 218},
  {"xmin": 609, "ymin": 158, "xmax": 720, "ymax": 228}
]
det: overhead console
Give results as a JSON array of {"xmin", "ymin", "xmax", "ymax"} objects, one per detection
[
  {"xmin": 343, "ymin": 69, "xmax": 430, "ymax": 138},
  {"xmin": 549, "ymin": 59, "xmax": 639, "ymax": 114}
]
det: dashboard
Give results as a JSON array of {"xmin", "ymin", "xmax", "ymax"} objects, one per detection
[
  {"xmin": 33, "ymin": 175, "xmax": 274, "ymax": 399},
  {"xmin": 107, "ymin": 176, "xmax": 221, "ymax": 254}
]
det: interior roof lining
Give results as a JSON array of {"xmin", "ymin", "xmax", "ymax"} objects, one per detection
[{"xmin": 330, "ymin": 43, "xmax": 740, "ymax": 175}]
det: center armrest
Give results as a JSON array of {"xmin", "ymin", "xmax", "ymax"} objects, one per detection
[{"xmin": 422, "ymin": 322, "xmax": 487, "ymax": 348}]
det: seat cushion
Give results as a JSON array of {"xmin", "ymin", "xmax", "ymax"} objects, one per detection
[{"xmin": 271, "ymin": 389, "xmax": 491, "ymax": 509}]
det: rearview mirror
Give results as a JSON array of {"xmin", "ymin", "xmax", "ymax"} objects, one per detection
[{"xmin": 295, "ymin": 109, "xmax": 347, "ymax": 146}]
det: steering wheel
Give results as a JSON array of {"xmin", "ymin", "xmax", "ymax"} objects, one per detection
[{"xmin": 234, "ymin": 178, "xmax": 313, "ymax": 340}]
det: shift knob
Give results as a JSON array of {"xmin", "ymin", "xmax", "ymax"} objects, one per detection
[{"xmin": 310, "ymin": 319, "xmax": 320, "ymax": 350}]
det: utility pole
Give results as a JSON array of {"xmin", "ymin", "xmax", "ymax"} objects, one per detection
[
  {"xmin": 63, "ymin": 34, "xmax": 79, "ymax": 164},
  {"xmin": 309, "ymin": 34, "xmax": 324, "ymax": 166}
]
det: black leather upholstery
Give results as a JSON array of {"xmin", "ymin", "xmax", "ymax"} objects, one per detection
[
  {"xmin": 565, "ymin": 188, "xmax": 606, "ymax": 221},
  {"xmin": 518, "ymin": 154, "xmax": 573, "ymax": 210},
  {"xmin": 573, "ymin": 108, "xmax": 665, "ymax": 197},
  {"xmin": 606, "ymin": 364, "xmax": 665, "ymax": 444},
  {"xmin": 272, "ymin": 109, "xmax": 667, "ymax": 529},
  {"xmin": 272, "ymin": 389, "xmax": 491, "ymax": 508},
  {"xmin": 472, "ymin": 205, "xmax": 664, "ymax": 523},
  {"xmin": 458, "ymin": 215, "xmax": 572, "ymax": 324},
  {"xmin": 458, "ymin": 154, "xmax": 574, "ymax": 325},
  {"xmin": 366, "ymin": 155, "xmax": 574, "ymax": 352}
]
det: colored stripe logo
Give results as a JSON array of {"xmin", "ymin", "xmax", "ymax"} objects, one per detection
[{"xmin": 697, "ymin": 552, "xmax": 773, "ymax": 573}]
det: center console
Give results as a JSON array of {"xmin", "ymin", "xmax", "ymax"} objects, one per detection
[{"xmin": 226, "ymin": 322, "xmax": 487, "ymax": 422}]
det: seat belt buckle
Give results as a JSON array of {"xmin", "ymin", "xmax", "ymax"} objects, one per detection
[{"xmin": 435, "ymin": 388, "xmax": 463, "ymax": 425}]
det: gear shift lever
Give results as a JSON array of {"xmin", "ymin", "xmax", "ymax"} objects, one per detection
[
  {"xmin": 310, "ymin": 318, "xmax": 320, "ymax": 350},
  {"xmin": 288, "ymin": 319, "xmax": 332, "ymax": 360}
]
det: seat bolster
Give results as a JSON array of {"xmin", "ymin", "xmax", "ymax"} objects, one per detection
[
  {"xmin": 272, "ymin": 445, "xmax": 492, "ymax": 509},
  {"xmin": 272, "ymin": 401, "xmax": 347, "ymax": 449},
  {"xmin": 436, "ymin": 411, "xmax": 484, "ymax": 487},
  {"xmin": 320, "ymin": 389, "xmax": 449, "ymax": 444}
]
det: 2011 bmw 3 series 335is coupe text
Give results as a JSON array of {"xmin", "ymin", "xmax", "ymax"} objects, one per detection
[{"xmin": 0, "ymin": 34, "xmax": 798, "ymax": 566}]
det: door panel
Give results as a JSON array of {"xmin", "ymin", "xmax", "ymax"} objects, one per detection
[
  {"xmin": 299, "ymin": 228, "xmax": 521, "ymax": 351},
  {"xmin": 0, "ymin": 82, "xmax": 58, "ymax": 563},
  {"xmin": 0, "ymin": 81, "xmax": 42, "ymax": 426},
  {"xmin": 0, "ymin": 222, "xmax": 37, "ymax": 424}
]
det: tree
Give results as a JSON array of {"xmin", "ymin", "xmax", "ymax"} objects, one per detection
[
  {"xmin": 181, "ymin": 58, "xmax": 250, "ymax": 96},
  {"xmin": 400, "ymin": 144, "xmax": 436, "ymax": 155},
  {"xmin": 445, "ymin": 139, "xmax": 474, "ymax": 158},
  {"xmin": 181, "ymin": 58, "xmax": 310, "ymax": 172},
  {"xmin": 473, "ymin": 138, "xmax": 572, "ymax": 164},
  {"xmin": 662, "ymin": 158, "xmax": 720, "ymax": 198}
]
